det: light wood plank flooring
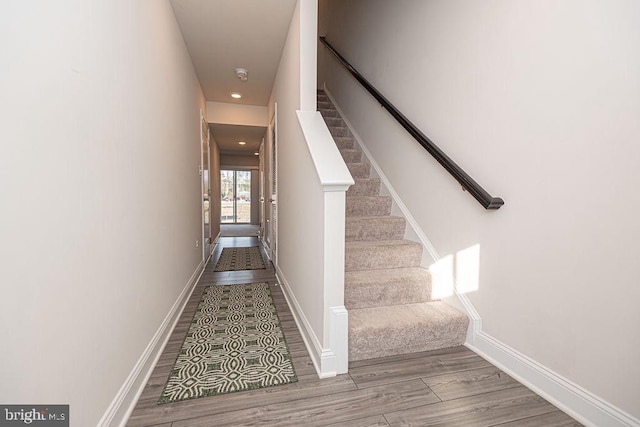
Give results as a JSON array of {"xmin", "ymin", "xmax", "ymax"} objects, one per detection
[{"xmin": 127, "ymin": 236, "xmax": 581, "ymax": 427}]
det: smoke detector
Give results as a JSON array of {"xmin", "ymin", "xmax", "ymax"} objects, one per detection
[{"xmin": 235, "ymin": 68, "xmax": 248, "ymax": 82}]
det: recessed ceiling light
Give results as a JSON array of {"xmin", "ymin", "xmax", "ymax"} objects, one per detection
[
  {"xmin": 230, "ymin": 92, "xmax": 242, "ymax": 99},
  {"xmin": 254, "ymin": 152, "xmax": 259, "ymax": 156},
  {"xmin": 238, "ymin": 141, "xmax": 246, "ymax": 145}
]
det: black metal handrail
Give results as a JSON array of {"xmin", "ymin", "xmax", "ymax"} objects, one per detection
[{"xmin": 319, "ymin": 36, "xmax": 504, "ymax": 210}]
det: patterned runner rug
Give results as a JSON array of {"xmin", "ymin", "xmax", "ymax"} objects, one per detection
[
  {"xmin": 214, "ymin": 246, "xmax": 266, "ymax": 272},
  {"xmin": 158, "ymin": 283, "xmax": 297, "ymax": 403}
]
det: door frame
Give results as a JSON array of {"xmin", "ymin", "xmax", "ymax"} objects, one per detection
[
  {"xmin": 200, "ymin": 109, "xmax": 212, "ymax": 261},
  {"xmin": 259, "ymin": 137, "xmax": 265, "ymax": 240},
  {"xmin": 267, "ymin": 103, "xmax": 278, "ymax": 265}
]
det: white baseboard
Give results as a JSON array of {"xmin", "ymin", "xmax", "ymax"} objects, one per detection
[
  {"xmin": 98, "ymin": 259, "xmax": 206, "ymax": 427},
  {"xmin": 275, "ymin": 265, "xmax": 337, "ymax": 378},
  {"xmin": 323, "ymin": 84, "xmax": 639, "ymax": 427},
  {"xmin": 467, "ymin": 332, "xmax": 640, "ymax": 427}
]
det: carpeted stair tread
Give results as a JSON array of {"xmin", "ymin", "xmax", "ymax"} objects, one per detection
[
  {"xmin": 346, "ymin": 195, "xmax": 392, "ymax": 216},
  {"xmin": 348, "ymin": 301, "xmax": 469, "ymax": 361},
  {"xmin": 345, "ymin": 267, "xmax": 434, "ymax": 309},
  {"xmin": 340, "ymin": 148, "xmax": 362, "ymax": 163},
  {"xmin": 346, "ymin": 162, "xmax": 370, "ymax": 178},
  {"xmin": 346, "ymin": 215, "xmax": 405, "ymax": 240},
  {"xmin": 345, "ymin": 240, "xmax": 422, "ymax": 271}
]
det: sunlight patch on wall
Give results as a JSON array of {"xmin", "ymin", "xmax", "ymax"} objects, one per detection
[
  {"xmin": 429, "ymin": 254, "xmax": 454, "ymax": 299},
  {"xmin": 455, "ymin": 244, "xmax": 480, "ymax": 294},
  {"xmin": 428, "ymin": 244, "xmax": 481, "ymax": 298}
]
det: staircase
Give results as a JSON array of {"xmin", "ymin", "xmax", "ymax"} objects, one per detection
[{"xmin": 318, "ymin": 90, "xmax": 469, "ymax": 362}]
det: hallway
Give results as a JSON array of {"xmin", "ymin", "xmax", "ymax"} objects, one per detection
[{"xmin": 126, "ymin": 236, "xmax": 580, "ymax": 427}]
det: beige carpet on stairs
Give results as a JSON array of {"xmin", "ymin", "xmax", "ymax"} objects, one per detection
[{"xmin": 318, "ymin": 90, "xmax": 469, "ymax": 362}]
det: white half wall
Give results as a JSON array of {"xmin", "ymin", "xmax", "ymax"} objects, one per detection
[
  {"xmin": 320, "ymin": 0, "xmax": 640, "ymax": 423},
  {"xmin": 0, "ymin": 1, "xmax": 206, "ymax": 425},
  {"xmin": 269, "ymin": 0, "xmax": 352, "ymax": 377}
]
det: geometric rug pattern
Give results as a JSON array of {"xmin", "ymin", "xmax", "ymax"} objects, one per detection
[
  {"xmin": 158, "ymin": 283, "xmax": 297, "ymax": 403},
  {"xmin": 214, "ymin": 246, "xmax": 266, "ymax": 272}
]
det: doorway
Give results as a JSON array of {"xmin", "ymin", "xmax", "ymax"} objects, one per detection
[{"xmin": 220, "ymin": 169, "xmax": 252, "ymax": 224}]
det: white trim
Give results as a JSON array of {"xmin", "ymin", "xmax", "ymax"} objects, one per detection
[
  {"xmin": 329, "ymin": 306, "xmax": 348, "ymax": 374},
  {"xmin": 296, "ymin": 110, "xmax": 354, "ymax": 190},
  {"xmin": 200, "ymin": 108, "xmax": 211, "ymax": 261},
  {"xmin": 322, "ymin": 190, "xmax": 349, "ymax": 374},
  {"xmin": 219, "ymin": 165, "xmax": 260, "ymax": 171},
  {"xmin": 262, "ymin": 238, "xmax": 271, "ymax": 261},
  {"xmin": 98, "ymin": 260, "xmax": 205, "ymax": 427},
  {"xmin": 322, "ymin": 183, "xmax": 352, "ymax": 192},
  {"xmin": 324, "ymin": 84, "xmax": 640, "ymax": 427},
  {"xmin": 213, "ymin": 231, "xmax": 221, "ymax": 245},
  {"xmin": 275, "ymin": 265, "xmax": 337, "ymax": 379},
  {"xmin": 468, "ymin": 332, "xmax": 640, "ymax": 427}
]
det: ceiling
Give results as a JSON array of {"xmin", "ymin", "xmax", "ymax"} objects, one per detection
[
  {"xmin": 209, "ymin": 123, "xmax": 266, "ymax": 155},
  {"xmin": 170, "ymin": 0, "xmax": 297, "ymax": 107},
  {"xmin": 170, "ymin": 0, "xmax": 296, "ymax": 155}
]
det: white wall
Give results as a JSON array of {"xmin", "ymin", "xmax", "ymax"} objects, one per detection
[
  {"xmin": 220, "ymin": 153, "xmax": 260, "ymax": 168},
  {"xmin": 320, "ymin": 0, "xmax": 640, "ymax": 421},
  {"xmin": 0, "ymin": 1, "xmax": 205, "ymax": 425},
  {"xmin": 206, "ymin": 101, "xmax": 268, "ymax": 127}
]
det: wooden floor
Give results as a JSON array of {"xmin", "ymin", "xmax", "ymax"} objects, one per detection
[
  {"xmin": 220, "ymin": 224, "xmax": 260, "ymax": 237},
  {"xmin": 127, "ymin": 237, "xmax": 582, "ymax": 427}
]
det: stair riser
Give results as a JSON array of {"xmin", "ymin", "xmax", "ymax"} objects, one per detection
[
  {"xmin": 324, "ymin": 117, "xmax": 345, "ymax": 127},
  {"xmin": 340, "ymin": 149, "xmax": 362, "ymax": 163},
  {"xmin": 346, "ymin": 217, "xmax": 405, "ymax": 241},
  {"xmin": 349, "ymin": 326, "xmax": 468, "ymax": 361},
  {"xmin": 318, "ymin": 101, "xmax": 333, "ymax": 109},
  {"xmin": 346, "ymin": 197, "xmax": 392, "ymax": 217},
  {"xmin": 348, "ymin": 301, "xmax": 470, "ymax": 361},
  {"xmin": 345, "ymin": 280, "xmax": 432, "ymax": 309},
  {"xmin": 320, "ymin": 109, "xmax": 340, "ymax": 118},
  {"xmin": 347, "ymin": 178, "xmax": 381, "ymax": 197},
  {"xmin": 345, "ymin": 244, "xmax": 422, "ymax": 271},
  {"xmin": 347, "ymin": 163, "xmax": 370, "ymax": 178},
  {"xmin": 334, "ymin": 137, "xmax": 355, "ymax": 150},
  {"xmin": 330, "ymin": 127, "xmax": 352, "ymax": 137}
]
